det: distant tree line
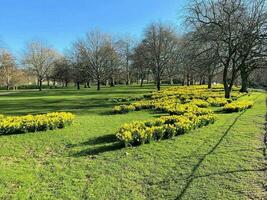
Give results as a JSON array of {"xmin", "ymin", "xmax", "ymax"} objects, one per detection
[{"xmin": 0, "ymin": 0, "xmax": 266, "ymax": 98}]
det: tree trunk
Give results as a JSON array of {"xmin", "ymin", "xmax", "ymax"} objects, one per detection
[
  {"xmin": 110, "ymin": 77, "xmax": 115, "ymax": 87},
  {"xmin": 140, "ymin": 78, "xmax": 144, "ymax": 87},
  {"xmin": 189, "ymin": 75, "xmax": 194, "ymax": 85},
  {"xmin": 223, "ymin": 66, "xmax": 231, "ymax": 98},
  {"xmin": 170, "ymin": 77, "xmax": 173, "ymax": 85},
  {"xmin": 224, "ymin": 86, "xmax": 231, "ymax": 98},
  {"xmin": 126, "ymin": 73, "xmax": 130, "ymax": 85},
  {"xmin": 87, "ymin": 81, "xmax": 91, "ymax": 88},
  {"xmin": 47, "ymin": 77, "xmax": 50, "ymax": 86},
  {"xmin": 39, "ymin": 79, "xmax": 42, "ymax": 91},
  {"xmin": 77, "ymin": 82, "xmax": 80, "ymax": 90},
  {"xmin": 97, "ymin": 79, "xmax": 100, "ymax": 90},
  {"xmin": 156, "ymin": 77, "xmax": 160, "ymax": 91},
  {"xmin": 208, "ymin": 75, "xmax": 212, "ymax": 89},
  {"xmin": 199, "ymin": 76, "xmax": 203, "ymax": 85},
  {"xmin": 240, "ymin": 71, "xmax": 249, "ymax": 93},
  {"xmin": 186, "ymin": 74, "xmax": 190, "ymax": 86},
  {"xmin": 223, "ymin": 79, "xmax": 232, "ymax": 98}
]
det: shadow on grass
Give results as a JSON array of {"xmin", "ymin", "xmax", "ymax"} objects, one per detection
[
  {"xmin": 194, "ymin": 167, "xmax": 267, "ymax": 179},
  {"xmin": 67, "ymin": 134, "xmax": 124, "ymax": 156},
  {"xmin": 175, "ymin": 110, "xmax": 247, "ymax": 200}
]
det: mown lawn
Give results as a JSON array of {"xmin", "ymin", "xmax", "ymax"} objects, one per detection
[{"xmin": 0, "ymin": 85, "xmax": 266, "ymax": 200}]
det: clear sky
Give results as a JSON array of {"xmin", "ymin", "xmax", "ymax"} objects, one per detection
[{"xmin": 0, "ymin": 0, "xmax": 187, "ymax": 54}]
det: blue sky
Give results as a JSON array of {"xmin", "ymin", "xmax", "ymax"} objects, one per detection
[{"xmin": 0, "ymin": 0, "xmax": 187, "ymax": 54}]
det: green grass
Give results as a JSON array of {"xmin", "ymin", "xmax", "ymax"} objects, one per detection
[{"xmin": 0, "ymin": 85, "xmax": 266, "ymax": 199}]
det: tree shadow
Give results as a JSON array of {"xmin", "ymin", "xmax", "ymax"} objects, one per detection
[
  {"xmin": 175, "ymin": 110, "xmax": 247, "ymax": 200},
  {"xmin": 72, "ymin": 142, "xmax": 124, "ymax": 157},
  {"xmin": 194, "ymin": 167, "xmax": 267, "ymax": 179},
  {"xmin": 67, "ymin": 134, "xmax": 124, "ymax": 157}
]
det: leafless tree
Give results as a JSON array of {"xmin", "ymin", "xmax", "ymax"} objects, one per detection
[
  {"xmin": 237, "ymin": 0, "xmax": 267, "ymax": 92},
  {"xmin": 22, "ymin": 41, "xmax": 59, "ymax": 91},
  {"xmin": 52, "ymin": 57, "xmax": 72, "ymax": 87},
  {"xmin": 74, "ymin": 30, "xmax": 119, "ymax": 90},
  {"xmin": 132, "ymin": 43, "xmax": 150, "ymax": 87},
  {"xmin": 0, "ymin": 49, "xmax": 17, "ymax": 90},
  {"xmin": 187, "ymin": 0, "xmax": 267, "ymax": 97},
  {"xmin": 116, "ymin": 37, "xmax": 135, "ymax": 85},
  {"xmin": 141, "ymin": 23, "xmax": 179, "ymax": 90}
]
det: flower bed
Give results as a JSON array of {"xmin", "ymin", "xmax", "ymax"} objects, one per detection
[
  {"xmin": 112, "ymin": 105, "xmax": 136, "ymax": 114},
  {"xmin": 223, "ymin": 101, "xmax": 253, "ymax": 113},
  {"xmin": 113, "ymin": 85, "xmax": 250, "ymax": 147},
  {"xmin": 116, "ymin": 113, "xmax": 215, "ymax": 146},
  {"xmin": 207, "ymin": 97, "xmax": 230, "ymax": 106},
  {"xmin": 0, "ymin": 112, "xmax": 75, "ymax": 135}
]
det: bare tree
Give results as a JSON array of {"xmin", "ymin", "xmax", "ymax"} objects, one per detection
[
  {"xmin": 237, "ymin": 0, "xmax": 267, "ymax": 92},
  {"xmin": 0, "ymin": 49, "xmax": 17, "ymax": 90},
  {"xmin": 52, "ymin": 57, "xmax": 72, "ymax": 87},
  {"xmin": 142, "ymin": 23, "xmax": 179, "ymax": 90},
  {"xmin": 132, "ymin": 43, "xmax": 150, "ymax": 87},
  {"xmin": 22, "ymin": 41, "xmax": 59, "ymax": 91},
  {"xmin": 187, "ymin": 0, "xmax": 267, "ymax": 97},
  {"xmin": 116, "ymin": 37, "xmax": 135, "ymax": 85},
  {"xmin": 66, "ymin": 45, "xmax": 86, "ymax": 90},
  {"xmin": 75, "ymin": 30, "xmax": 118, "ymax": 90}
]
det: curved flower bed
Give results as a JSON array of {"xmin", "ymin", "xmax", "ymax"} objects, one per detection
[
  {"xmin": 223, "ymin": 101, "xmax": 253, "ymax": 112},
  {"xmin": 114, "ymin": 85, "xmax": 252, "ymax": 146},
  {"xmin": 116, "ymin": 113, "xmax": 215, "ymax": 146}
]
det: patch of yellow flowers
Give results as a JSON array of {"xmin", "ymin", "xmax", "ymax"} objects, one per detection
[
  {"xmin": 207, "ymin": 97, "xmax": 230, "ymax": 106},
  {"xmin": 116, "ymin": 113, "xmax": 215, "ymax": 146},
  {"xmin": 112, "ymin": 85, "xmax": 246, "ymax": 114},
  {"xmin": 0, "ymin": 112, "xmax": 75, "ymax": 135},
  {"xmin": 114, "ymin": 85, "xmax": 253, "ymax": 146},
  {"xmin": 223, "ymin": 101, "xmax": 253, "ymax": 112}
]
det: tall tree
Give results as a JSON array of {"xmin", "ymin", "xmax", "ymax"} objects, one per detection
[
  {"xmin": 237, "ymin": 0, "xmax": 267, "ymax": 92},
  {"xmin": 116, "ymin": 37, "xmax": 135, "ymax": 85},
  {"xmin": 0, "ymin": 49, "xmax": 17, "ymax": 90},
  {"xmin": 187, "ymin": 0, "xmax": 267, "ymax": 97},
  {"xmin": 132, "ymin": 43, "xmax": 150, "ymax": 87},
  {"xmin": 75, "ymin": 30, "xmax": 118, "ymax": 90},
  {"xmin": 22, "ymin": 41, "xmax": 58, "ymax": 91},
  {"xmin": 52, "ymin": 57, "xmax": 72, "ymax": 87},
  {"xmin": 142, "ymin": 23, "xmax": 179, "ymax": 90}
]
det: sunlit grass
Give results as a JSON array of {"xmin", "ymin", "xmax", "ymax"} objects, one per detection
[{"xmin": 0, "ymin": 85, "xmax": 266, "ymax": 199}]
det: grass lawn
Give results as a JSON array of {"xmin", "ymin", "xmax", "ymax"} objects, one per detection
[{"xmin": 0, "ymin": 85, "xmax": 266, "ymax": 200}]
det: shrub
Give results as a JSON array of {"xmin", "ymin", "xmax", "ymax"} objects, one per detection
[
  {"xmin": 0, "ymin": 112, "xmax": 75, "ymax": 135},
  {"xmin": 223, "ymin": 101, "xmax": 253, "ymax": 113}
]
